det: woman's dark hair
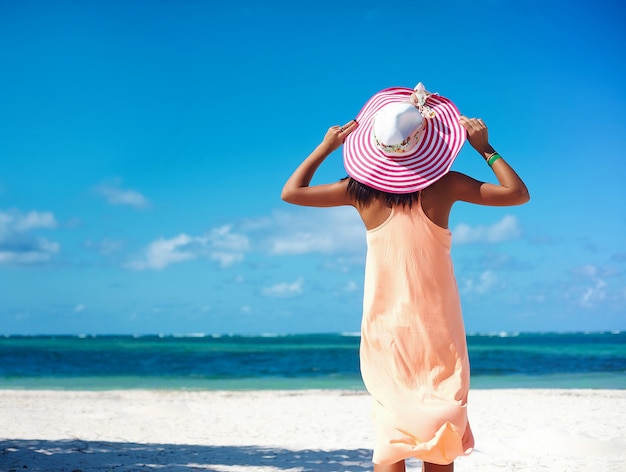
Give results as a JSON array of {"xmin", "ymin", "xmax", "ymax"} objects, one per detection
[{"xmin": 343, "ymin": 177, "xmax": 420, "ymax": 207}]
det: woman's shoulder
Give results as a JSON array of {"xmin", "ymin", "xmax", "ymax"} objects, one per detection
[
  {"xmin": 437, "ymin": 171, "xmax": 472, "ymax": 185},
  {"xmin": 423, "ymin": 171, "xmax": 464, "ymax": 195}
]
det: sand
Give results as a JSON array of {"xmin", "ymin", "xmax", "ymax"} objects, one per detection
[{"xmin": 1, "ymin": 388, "xmax": 624, "ymax": 471}]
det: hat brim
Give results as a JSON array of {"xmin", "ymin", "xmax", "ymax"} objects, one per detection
[{"xmin": 343, "ymin": 87, "xmax": 466, "ymax": 194}]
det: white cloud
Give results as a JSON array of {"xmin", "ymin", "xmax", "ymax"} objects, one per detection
[
  {"xmin": 262, "ymin": 277, "xmax": 304, "ymax": 298},
  {"xmin": 573, "ymin": 264, "xmax": 620, "ymax": 280},
  {"xmin": 0, "ymin": 210, "xmax": 57, "ymax": 235},
  {"xmin": 268, "ymin": 208, "xmax": 364, "ymax": 255},
  {"xmin": 84, "ymin": 238, "xmax": 125, "ymax": 255},
  {"xmin": 345, "ymin": 280, "xmax": 359, "ymax": 292},
  {"xmin": 461, "ymin": 270, "xmax": 498, "ymax": 295},
  {"xmin": 11, "ymin": 211, "xmax": 57, "ymax": 232},
  {"xmin": 575, "ymin": 264, "xmax": 598, "ymax": 277},
  {"xmin": 208, "ymin": 226, "xmax": 249, "ymax": 268},
  {"xmin": 453, "ymin": 215, "xmax": 522, "ymax": 244},
  {"xmin": 580, "ymin": 279, "xmax": 607, "ymax": 307},
  {"xmin": 271, "ymin": 232, "xmax": 338, "ymax": 254},
  {"xmin": 211, "ymin": 252, "xmax": 244, "ymax": 267},
  {"xmin": 127, "ymin": 233, "xmax": 195, "ymax": 270},
  {"xmin": 126, "ymin": 225, "xmax": 249, "ymax": 271},
  {"xmin": 570, "ymin": 264, "xmax": 612, "ymax": 308},
  {"xmin": 75, "ymin": 304, "xmax": 86, "ymax": 313},
  {"xmin": 0, "ymin": 209, "xmax": 60, "ymax": 266},
  {"xmin": 95, "ymin": 182, "xmax": 149, "ymax": 209}
]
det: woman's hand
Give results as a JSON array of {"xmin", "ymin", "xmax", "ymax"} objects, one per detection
[
  {"xmin": 459, "ymin": 116, "xmax": 495, "ymax": 159},
  {"xmin": 321, "ymin": 119, "xmax": 358, "ymax": 153}
]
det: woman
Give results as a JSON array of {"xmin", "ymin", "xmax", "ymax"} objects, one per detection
[{"xmin": 281, "ymin": 83, "xmax": 529, "ymax": 472}]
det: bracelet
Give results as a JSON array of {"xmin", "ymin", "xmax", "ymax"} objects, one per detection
[{"xmin": 487, "ymin": 153, "xmax": 502, "ymax": 167}]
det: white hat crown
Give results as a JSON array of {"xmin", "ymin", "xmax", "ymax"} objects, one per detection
[{"xmin": 373, "ymin": 102, "xmax": 425, "ymax": 156}]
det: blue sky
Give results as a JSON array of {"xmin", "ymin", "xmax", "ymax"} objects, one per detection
[{"xmin": 1, "ymin": 0, "xmax": 624, "ymax": 335}]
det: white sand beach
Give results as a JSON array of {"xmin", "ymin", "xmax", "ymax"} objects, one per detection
[{"xmin": 1, "ymin": 388, "xmax": 625, "ymax": 471}]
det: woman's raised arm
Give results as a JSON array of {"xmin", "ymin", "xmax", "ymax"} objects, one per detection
[
  {"xmin": 281, "ymin": 120, "xmax": 358, "ymax": 208},
  {"xmin": 452, "ymin": 116, "xmax": 530, "ymax": 206}
]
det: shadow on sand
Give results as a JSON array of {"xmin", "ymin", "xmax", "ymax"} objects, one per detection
[{"xmin": 1, "ymin": 439, "xmax": 377, "ymax": 471}]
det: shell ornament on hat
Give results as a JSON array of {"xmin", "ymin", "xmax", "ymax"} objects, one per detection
[{"xmin": 343, "ymin": 83, "xmax": 466, "ymax": 194}]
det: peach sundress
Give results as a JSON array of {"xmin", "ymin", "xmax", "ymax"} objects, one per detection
[{"xmin": 360, "ymin": 198, "xmax": 474, "ymax": 465}]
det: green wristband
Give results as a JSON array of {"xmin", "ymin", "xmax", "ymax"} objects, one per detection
[{"xmin": 487, "ymin": 153, "xmax": 502, "ymax": 167}]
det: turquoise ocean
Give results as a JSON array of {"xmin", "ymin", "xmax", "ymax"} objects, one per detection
[{"xmin": 1, "ymin": 332, "xmax": 624, "ymax": 390}]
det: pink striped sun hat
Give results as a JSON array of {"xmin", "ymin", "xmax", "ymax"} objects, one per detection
[{"xmin": 343, "ymin": 83, "xmax": 466, "ymax": 194}]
